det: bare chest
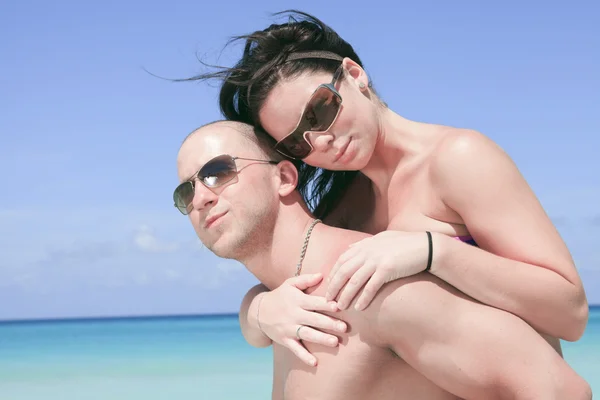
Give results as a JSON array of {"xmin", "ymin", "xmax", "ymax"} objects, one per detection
[
  {"xmin": 273, "ymin": 339, "xmax": 457, "ymax": 400},
  {"xmin": 362, "ymin": 171, "xmax": 468, "ymax": 237}
]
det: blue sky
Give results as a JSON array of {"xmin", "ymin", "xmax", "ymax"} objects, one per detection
[{"xmin": 1, "ymin": 0, "xmax": 598, "ymax": 320}]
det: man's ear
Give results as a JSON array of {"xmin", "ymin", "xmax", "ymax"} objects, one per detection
[{"xmin": 276, "ymin": 160, "xmax": 299, "ymax": 196}]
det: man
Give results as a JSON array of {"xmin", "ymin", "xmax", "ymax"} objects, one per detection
[{"xmin": 174, "ymin": 120, "xmax": 591, "ymax": 400}]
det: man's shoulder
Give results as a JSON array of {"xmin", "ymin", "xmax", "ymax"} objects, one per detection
[
  {"xmin": 306, "ymin": 226, "xmax": 371, "ymax": 288},
  {"xmin": 302, "ymin": 226, "xmax": 385, "ymax": 343}
]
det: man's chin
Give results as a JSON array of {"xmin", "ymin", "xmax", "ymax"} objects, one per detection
[
  {"xmin": 206, "ymin": 236, "xmax": 239, "ymax": 260},
  {"xmin": 210, "ymin": 246, "xmax": 235, "ymax": 260}
]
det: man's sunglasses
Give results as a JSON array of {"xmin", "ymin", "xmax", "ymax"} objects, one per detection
[
  {"xmin": 173, "ymin": 154, "xmax": 279, "ymax": 215},
  {"xmin": 274, "ymin": 64, "xmax": 344, "ymax": 160}
]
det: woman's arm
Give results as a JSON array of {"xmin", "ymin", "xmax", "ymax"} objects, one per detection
[
  {"xmin": 362, "ymin": 272, "xmax": 592, "ymax": 400},
  {"xmin": 429, "ymin": 129, "xmax": 588, "ymax": 341},
  {"xmin": 238, "ymin": 274, "xmax": 347, "ymax": 365}
]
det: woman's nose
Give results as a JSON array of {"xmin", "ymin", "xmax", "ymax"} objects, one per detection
[{"xmin": 308, "ymin": 131, "xmax": 335, "ymax": 152}]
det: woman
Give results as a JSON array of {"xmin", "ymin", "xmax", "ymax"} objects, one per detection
[{"xmin": 188, "ymin": 10, "xmax": 589, "ymax": 367}]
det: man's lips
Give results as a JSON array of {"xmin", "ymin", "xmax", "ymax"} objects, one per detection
[{"xmin": 204, "ymin": 211, "xmax": 227, "ymax": 228}]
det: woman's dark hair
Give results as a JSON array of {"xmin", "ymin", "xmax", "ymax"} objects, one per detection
[{"xmin": 185, "ymin": 10, "xmax": 376, "ymax": 220}]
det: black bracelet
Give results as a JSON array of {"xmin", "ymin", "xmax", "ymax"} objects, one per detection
[{"xmin": 424, "ymin": 231, "xmax": 433, "ymax": 272}]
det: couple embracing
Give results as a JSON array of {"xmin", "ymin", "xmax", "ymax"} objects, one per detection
[{"xmin": 172, "ymin": 10, "xmax": 591, "ymax": 400}]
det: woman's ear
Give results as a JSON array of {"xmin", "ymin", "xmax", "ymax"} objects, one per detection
[
  {"xmin": 276, "ymin": 160, "xmax": 299, "ymax": 196},
  {"xmin": 342, "ymin": 57, "xmax": 369, "ymax": 90}
]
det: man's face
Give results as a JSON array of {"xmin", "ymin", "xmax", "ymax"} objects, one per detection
[{"xmin": 176, "ymin": 126, "xmax": 279, "ymax": 260}]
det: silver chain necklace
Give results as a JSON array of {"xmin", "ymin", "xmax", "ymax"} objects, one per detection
[{"xmin": 294, "ymin": 218, "xmax": 322, "ymax": 277}]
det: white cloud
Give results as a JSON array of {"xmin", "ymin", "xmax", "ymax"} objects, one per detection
[
  {"xmin": 133, "ymin": 224, "xmax": 180, "ymax": 253},
  {"xmin": 217, "ymin": 260, "xmax": 244, "ymax": 273},
  {"xmin": 0, "ymin": 189, "xmax": 596, "ymax": 321},
  {"xmin": 209, "ymin": 260, "xmax": 246, "ymax": 285},
  {"xmin": 0, "ymin": 213, "xmax": 254, "ymax": 300},
  {"xmin": 133, "ymin": 272, "xmax": 151, "ymax": 286},
  {"xmin": 10, "ymin": 273, "xmax": 38, "ymax": 290},
  {"xmin": 164, "ymin": 268, "xmax": 182, "ymax": 281}
]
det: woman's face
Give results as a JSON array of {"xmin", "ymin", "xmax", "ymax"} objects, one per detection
[{"xmin": 259, "ymin": 60, "xmax": 380, "ymax": 171}]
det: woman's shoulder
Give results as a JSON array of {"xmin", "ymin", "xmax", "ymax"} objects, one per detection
[
  {"xmin": 426, "ymin": 125, "xmax": 518, "ymax": 201},
  {"xmin": 432, "ymin": 125, "xmax": 488, "ymax": 152},
  {"xmin": 427, "ymin": 126, "xmax": 505, "ymax": 173}
]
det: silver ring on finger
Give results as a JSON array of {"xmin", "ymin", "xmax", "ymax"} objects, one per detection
[{"xmin": 296, "ymin": 325, "xmax": 305, "ymax": 340}]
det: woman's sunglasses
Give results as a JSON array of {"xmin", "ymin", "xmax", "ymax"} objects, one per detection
[
  {"xmin": 274, "ymin": 65, "xmax": 344, "ymax": 160},
  {"xmin": 173, "ymin": 154, "xmax": 279, "ymax": 215}
]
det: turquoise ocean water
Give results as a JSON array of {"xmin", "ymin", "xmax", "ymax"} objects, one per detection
[{"xmin": 1, "ymin": 308, "xmax": 598, "ymax": 399}]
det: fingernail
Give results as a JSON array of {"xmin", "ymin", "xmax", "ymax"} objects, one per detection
[
  {"xmin": 337, "ymin": 322, "xmax": 346, "ymax": 332},
  {"xmin": 311, "ymin": 359, "xmax": 317, "ymax": 366},
  {"xmin": 328, "ymin": 338, "xmax": 337, "ymax": 346},
  {"xmin": 354, "ymin": 302, "xmax": 362, "ymax": 310},
  {"xmin": 338, "ymin": 303, "xmax": 346, "ymax": 310}
]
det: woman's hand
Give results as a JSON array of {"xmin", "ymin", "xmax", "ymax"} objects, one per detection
[
  {"xmin": 258, "ymin": 273, "xmax": 348, "ymax": 366},
  {"xmin": 325, "ymin": 231, "xmax": 431, "ymax": 310}
]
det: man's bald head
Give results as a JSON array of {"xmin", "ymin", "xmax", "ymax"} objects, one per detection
[
  {"xmin": 181, "ymin": 120, "xmax": 285, "ymax": 162},
  {"xmin": 175, "ymin": 120, "xmax": 301, "ymax": 261}
]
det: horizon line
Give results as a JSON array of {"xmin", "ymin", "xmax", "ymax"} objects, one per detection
[
  {"xmin": 2, "ymin": 305, "xmax": 600, "ymax": 324},
  {"xmin": 0, "ymin": 312, "xmax": 237, "ymax": 324}
]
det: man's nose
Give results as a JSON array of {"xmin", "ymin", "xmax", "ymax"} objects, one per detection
[
  {"xmin": 191, "ymin": 181, "xmax": 218, "ymax": 211},
  {"xmin": 308, "ymin": 131, "xmax": 334, "ymax": 152}
]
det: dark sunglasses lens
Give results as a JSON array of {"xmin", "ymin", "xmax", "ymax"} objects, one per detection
[
  {"xmin": 173, "ymin": 182, "xmax": 194, "ymax": 214},
  {"xmin": 200, "ymin": 155, "xmax": 237, "ymax": 187},
  {"xmin": 277, "ymin": 87, "xmax": 341, "ymax": 159},
  {"xmin": 276, "ymin": 134, "xmax": 313, "ymax": 159},
  {"xmin": 305, "ymin": 86, "xmax": 341, "ymax": 131},
  {"xmin": 173, "ymin": 155, "xmax": 237, "ymax": 215}
]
